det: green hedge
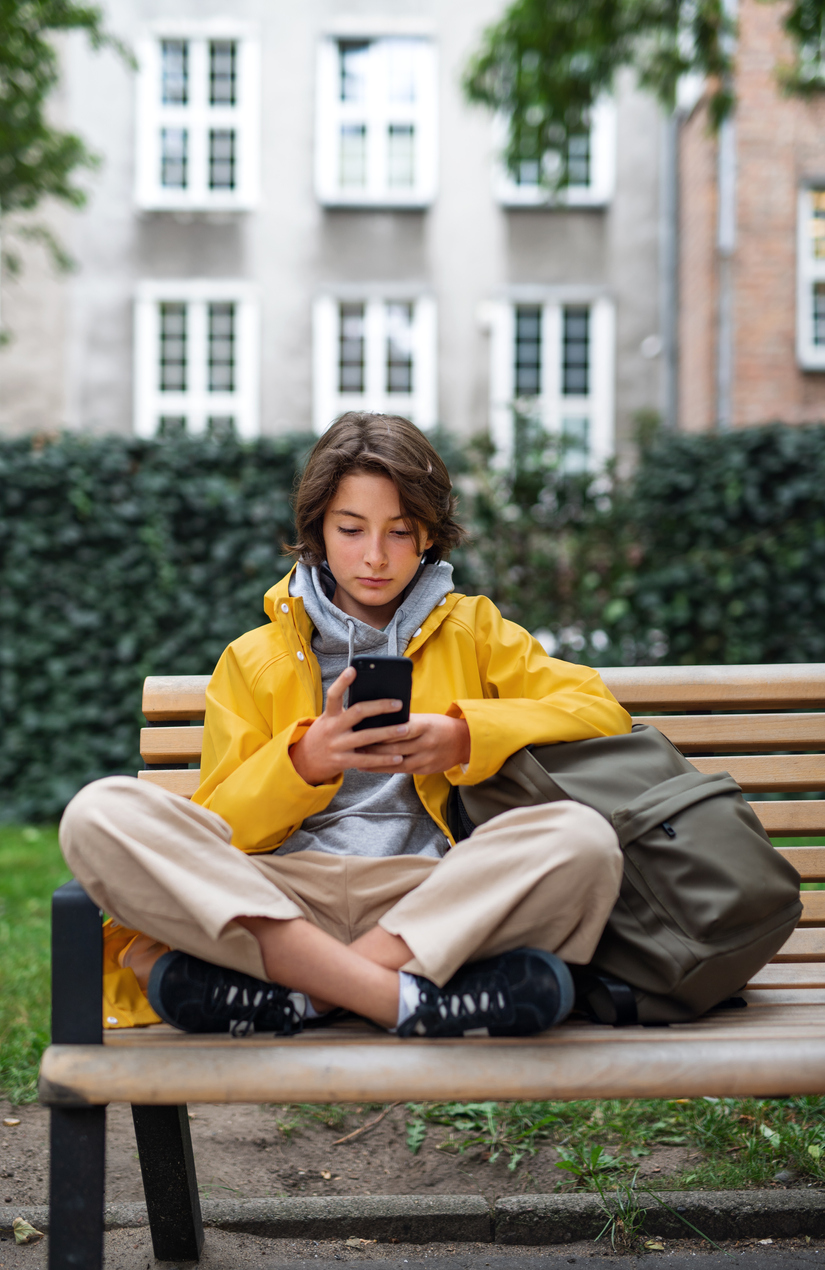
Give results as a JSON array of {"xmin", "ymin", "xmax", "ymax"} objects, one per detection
[
  {"xmin": 0, "ymin": 431, "xmax": 309, "ymax": 821},
  {"xmin": 3, "ymin": 422, "xmax": 825, "ymax": 821},
  {"xmin": 463, "ymin": 419, "xmax": 825, "ymax": 668}
]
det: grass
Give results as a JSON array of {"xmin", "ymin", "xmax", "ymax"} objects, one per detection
[
  {"xmin": 0, "ymin": 824, "xmax": 71, "ymax": 1103},
  {"xmin": 399, "ymin": 1096, "xmax": 825, "ymax": 1187},
  {"xmin": 2, "ymin": 823, "xmax": 824, "ymax": 1194}
]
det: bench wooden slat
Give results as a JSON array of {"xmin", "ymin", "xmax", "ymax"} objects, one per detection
[
  {"xmin": 97, "ymin": 1006, "xmax": 825, "ymax": 1046},
  {"xmin": 142, "ymin": 666, "xmax": 825, "ymax": 724},
  {"xmin": 772, "ymin": 928, "xmax": 825, "ymax": 961},
  {"xmin": 137, "ymin": 769, "xmax": 201, "ymax": 797},
  {"xmin": 799, "ymin": 892, "xmax": 825, "ymax": 924},
  {"xmin": 601, "ymin": 664, "xmax": 825, "ymax": 712},
  {"xmin": 142, "ymin": 675, "xmax": 210, "ymax": 721},
  {"xmin": 640, "ymin": 713, "xmax": 825, "ymax": 751},
  {"xmin": 141, "ymin": 726, "xmax": 204, "ymax": 764},
  {"xmin": 140, "ymin": 719, "xmax": 825, "ymax": 767},
  {"xmin": 743, "ymin": 988, "xmax": 825, "ymax": 1005},
  {"xmin": 136, "ymin": 762, "xmax": 825, "ymax": 802},
  {"xmin": 39, "ymin": 1029, "xmax": 825, "ymax": 1104},
  {"xmin": 752, "ymin": 802, "xmax": 825, "ymax": 836},
  {"xmin": 690, "ymin": 754, "xmax": 825, "ymax": 791},
  {"xmin": 776, "ymin": 848, "xmax": 825, "ymax": 880},
  {"xmin": 747, "ymin": 962, "xmax": 825, "ymax": 988}
]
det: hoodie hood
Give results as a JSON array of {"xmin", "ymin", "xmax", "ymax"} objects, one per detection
[{"xmin": 289, "ymin": 559, "xmax": 454, "ymax": 671}]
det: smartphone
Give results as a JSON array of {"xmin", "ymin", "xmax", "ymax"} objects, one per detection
[{"xmin": 348, "ymin": 655, "xmax": 413, "ymax": 733}]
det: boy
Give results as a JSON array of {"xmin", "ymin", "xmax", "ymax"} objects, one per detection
[{"xmin": 61, "ymin": 413, "xmax": 630, "ymax": 1039}]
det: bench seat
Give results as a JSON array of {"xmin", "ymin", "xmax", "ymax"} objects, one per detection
[
  {"xmin": 39, "ymin": 662, "xmax": 825, "ymax": 1268},
  {"xmin": 40, "ymin": 1000, "xmax": 825, "ymax": 1107}
]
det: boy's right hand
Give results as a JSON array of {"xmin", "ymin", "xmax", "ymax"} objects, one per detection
[{"xmin": 288, "ymin": 666, "xmax": 409, "ymax": 786}]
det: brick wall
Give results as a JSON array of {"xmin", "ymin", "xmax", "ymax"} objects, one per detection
[{"xmin": 678, "ymin": 0, "xmax": 825, "ymax": 428}]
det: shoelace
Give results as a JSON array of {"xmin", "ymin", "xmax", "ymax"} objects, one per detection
[
  {"xmin": 209, "ymin": 978, "xmax": 301, "ymax": 1038},
  {"xmin": 418, "ymin": 974, "xmax": 510, "ymax": 1028}
]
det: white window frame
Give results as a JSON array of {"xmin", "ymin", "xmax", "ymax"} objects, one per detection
[
  {"xmin": 797, "ymin": 185, "xmax": 825, "ymax": 369},
  {"xmin": 487, "ymin": 294, "xmax": 615, "ymax": 467},
  {"xmin": 312, "ymin": 292, "xmax": 437, "ymax": 433},
  {"xmin": 315, "ymin": 32, "xmax": 437, "ymax": 207},
  {"xmin": 494, "ymin": 99, "xmax": 616, "ymax": 209},
  {"xmin": 134, "ymin": 280, "xmax": 260, "ymax": 438},
  {"xmin": 135, "ymin": 22, "xmax": 260, "ymax": 211}
]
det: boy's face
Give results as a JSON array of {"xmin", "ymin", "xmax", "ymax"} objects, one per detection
[{"xmin": 322, "ymin": 471, "xmax": 433, "ymax": 626}]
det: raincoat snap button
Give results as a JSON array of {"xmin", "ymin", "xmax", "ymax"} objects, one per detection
[
  {"xmin": 414, "ymin": 628, "xmax": 422, "ymax": 638},
  {"xmin": 281, "ymin": 603, "xmax": 289, "ymax": 613},
  {"xmin": 297, "ymin": 651, "xmax": 305, "ymax": 661},
  {"xmin": 438, "ymin": 597, "xmax": 447, "ymax": 606}
]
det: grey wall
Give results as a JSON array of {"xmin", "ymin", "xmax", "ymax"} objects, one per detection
[{"xmin": 0, "ymin": 0, "xmax": 665, "ymax": 457}]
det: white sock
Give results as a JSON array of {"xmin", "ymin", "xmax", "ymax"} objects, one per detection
[
  {"xmin": 288, "ymin": 992, "xmax": 325, "ymax": 1020},
  {"xmin": 396, "ymin": 971, "xmax": 422, "ymax": 1029}
]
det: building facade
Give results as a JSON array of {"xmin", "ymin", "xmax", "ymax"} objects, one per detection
[
  {"xmin": 0, "ymin": 0, "xmax": 667, "ymax": 465},
  {"xmin": 678, "ymin": 0, "xmax": 825, "ymax": 430}
]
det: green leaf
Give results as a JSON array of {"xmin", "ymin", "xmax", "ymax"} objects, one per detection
[{"xmin": 406, "ymin": 1120, "xmax": 427, "ymax": 1154}]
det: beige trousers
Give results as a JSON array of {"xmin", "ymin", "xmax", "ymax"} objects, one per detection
[{"xmin": 60, "ymin": 775, "xmax": 623, "ymax": 988}]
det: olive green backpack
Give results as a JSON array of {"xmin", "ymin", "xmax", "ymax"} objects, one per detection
[{"xmin": 452, "ymin": 724, "xmax": 802, "ymax": 1025}]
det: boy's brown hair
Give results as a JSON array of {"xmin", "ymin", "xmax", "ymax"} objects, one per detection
[{"xmin": 288, "ymin": 412, "xmax": 467, "ymax": 567}]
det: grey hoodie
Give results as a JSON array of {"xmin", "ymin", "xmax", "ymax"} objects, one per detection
[{"xmin": 278, "ymin": 560, "xmax": 455, "ymax": 859}]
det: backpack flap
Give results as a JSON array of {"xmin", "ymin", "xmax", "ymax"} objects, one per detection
[{"xmin": 610, "ymin": 771, "xmax": 744, "ymax": 848}]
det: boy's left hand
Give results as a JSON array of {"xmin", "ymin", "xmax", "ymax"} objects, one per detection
[{"xmin": 365, "ymin": 714, "xmax": 470, "ymax": 775}]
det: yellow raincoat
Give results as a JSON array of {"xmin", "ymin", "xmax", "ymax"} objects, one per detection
[{"xmin": 103, "ymin": 568, "xmax": 630, "ymax": 1025}]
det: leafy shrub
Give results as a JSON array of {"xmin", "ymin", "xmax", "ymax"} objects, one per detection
[
  {"xmin": 0, "ymin": 430, "xmax": 309, "ymax": 821},
  {"xmin": 4, "ymin": 421, "xmax": 825, "ymax": 820}
]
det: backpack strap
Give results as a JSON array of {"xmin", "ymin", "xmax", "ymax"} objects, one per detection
[
  {"xmin": 570, "ymin": 967, "xmax": 640, "ymax": 1027},
  {"xmin": 448, "ymin": 789, "xmax": 476, "ymax": 842}
]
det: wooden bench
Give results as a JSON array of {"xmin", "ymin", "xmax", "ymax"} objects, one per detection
[{"xmin": 39, "ymin": 664, "xmax": 825, "ymax": 1270}]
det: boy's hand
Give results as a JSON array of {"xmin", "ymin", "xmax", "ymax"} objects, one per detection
[
  {"xmin": 289, "ymin": 666, "xmax": 411, "ymax": 786},
  {"xmin": 364, "ymin": 714, "xmax": 471, "ymax": 775}
]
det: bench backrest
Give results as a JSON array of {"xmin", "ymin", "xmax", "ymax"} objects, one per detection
[{"xmin": 138, "ymin": 665, "xmax": 825, "ymax": 978}]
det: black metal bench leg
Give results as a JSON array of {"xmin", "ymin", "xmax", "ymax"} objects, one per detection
[
  {"xmin": 49, "ymin": 1105, "xmax": 106, "ymax": 1270},
  {"xmin": 132, "ymin": 1104, "xmax": 204, "ymax": 1261},
  {"xmin": 47, "ymin": 880, "xmax": 106, "ymax": 1269}
]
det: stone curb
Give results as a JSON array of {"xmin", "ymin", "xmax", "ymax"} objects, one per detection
[
  {"xmin": 0, "ymin": 1196, "xmax": 491, "ymax": 1243},
  {"xmin": 2, "ymin": 1190, "xmax": 824, "ymax": 1244},
  {"xmin": 495, "ymin": 1190, "xmax": 825, "ymax": 1245}
]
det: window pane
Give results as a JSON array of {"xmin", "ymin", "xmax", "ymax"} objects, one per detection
[
  {"xmin": 561, "ymin": 416, "xmax": 589, "ymax": 472},
  {"xmin": 339, "ymin": 124, "xmax": 367, "ymax": 187},
  {"xmin": 566, "ymin": 132, "xmax": 591, "ymax": 186},
  {"xmin": 562, "ymin": 306, "xmax": 590, "ymax": 395},
  {"xmin": 388, "ymin": 124, "xmax": 415, "ymax": 187},
  {"xmin": 210, "ymin": 40, "xmax": 237, "ymax": 106},
  {"xmin": 813, "ymin": 283, "xmax": 825, "ymax": 345},
  {"xmin": 514, "ymin": 305, "xmax": 542, "ymax": 396},
  {"xmin": 209, "ymin": 129, "xmax": 236, "ymax": 190},
  {"xmin": 387, "ymin": 39, "xmax": 417, "ymax": 103},
  {"xmin": 159, "ymin": 303, "xmax": 187, "ymax": 392},
  {"xmin": 516, "ymin": 158, "xmax": 541, "ymax": 187},
  {"xmin": 208, "ymin": 303, "xmax": 236, "ymax": 392},
  {"xmin": 811, "ymin": 191, "xmax": 825, "ymax": 260},
  {"xmin": 160, "ymin": 127, "xmax": 188, "ymax": 188},
  {"xmin": 386, "ymin": 302, "xmax": 414, "ymax": 393},
  {"xmin": 339, "ymin": 41, "xmax": 370, "ymax": 102},
  {"xmin": 207, "ymin": 415, "xmax": 236, "ymax": 435},
  {"xmin": 159, "ymin": 415, "xmax": 187, "ymax": 434},
  {"xmin": 161, "ymin": 39, "xmax": 188, "ymax": 105},
  {"xmin": 339, "ymin": 303, "xmax": 365, "ymax": 392}
]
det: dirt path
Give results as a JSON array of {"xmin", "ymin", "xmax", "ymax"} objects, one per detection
[{"xmin": 1, "ymin": 1098, "xmax": 695, "ymax": 1210}]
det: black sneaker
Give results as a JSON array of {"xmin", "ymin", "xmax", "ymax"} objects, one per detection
[
  {"xmin": 396, "ymin": 948, "xmax": 574, "ymax": 1038},
  {"xmin": 147, "ymin": 950, "xmax": 304, "ymax": 1037}
]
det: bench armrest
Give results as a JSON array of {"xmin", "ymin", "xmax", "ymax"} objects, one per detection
[{"xmin": 51, "ymin": 880, "xmax": 103, "ymax": 1045}]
